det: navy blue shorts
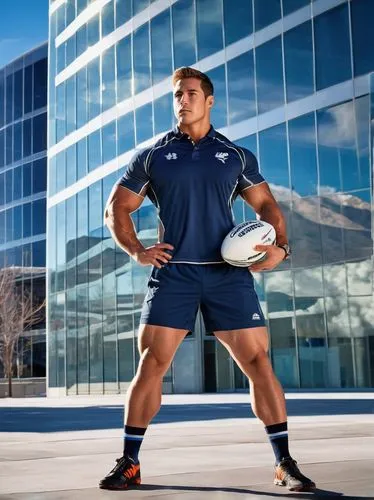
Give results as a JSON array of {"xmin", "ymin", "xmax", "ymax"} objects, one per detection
[{"xmin": 140, "ymin": 263, "xmax": 265, "ymax": 332}]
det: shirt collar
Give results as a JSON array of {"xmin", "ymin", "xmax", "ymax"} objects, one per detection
[{"xmin": 173, "ymin": 125, "xmax": 216, "ymax": 140}]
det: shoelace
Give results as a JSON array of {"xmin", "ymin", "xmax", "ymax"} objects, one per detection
[
  {"xmin": 281, "ymin": 459, "xmax": 308, "ymax": 481},
  {"xmin": 110, "ymin": 456, "xmax": 132, "ymax": 475}
]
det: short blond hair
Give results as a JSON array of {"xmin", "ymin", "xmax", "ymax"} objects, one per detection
[{"xmin": 172, "ymin": 67, "xmax": 214, "ymax": 98}]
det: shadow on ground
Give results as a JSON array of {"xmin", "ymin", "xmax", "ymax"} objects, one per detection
[{"xmin": 1, "ymin": 399, "xmax": 373, "ymax": 433}]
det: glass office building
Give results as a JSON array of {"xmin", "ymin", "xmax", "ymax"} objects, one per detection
[
  {"xmin": 47, "ymin": 0, "xmax": 374, "ymax": 395},
  {"xmin": 0, "ymin": 43, "xmax": 48, "ymax": 379}
]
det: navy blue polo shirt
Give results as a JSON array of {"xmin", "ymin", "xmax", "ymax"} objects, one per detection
[{"xmin": 119, "ymin": 126, "xmax": 265, "ymax": 263}]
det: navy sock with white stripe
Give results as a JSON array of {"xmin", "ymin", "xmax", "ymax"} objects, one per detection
[
  {"xmin": 265, "ymin": 422, "xmax": 290, "ymax": 465},
  {"xmin": 123, "ymin": 425, "xmax": 147, "ymax": 463}
]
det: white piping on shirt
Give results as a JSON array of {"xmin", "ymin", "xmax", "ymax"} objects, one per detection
[
  {"xmin": 241, "ymin": 180, "xmax": 266, "ymax": 191},
  {"xmin": 170, "ymin": 260, "xmax": 226, "ymax": 264}
]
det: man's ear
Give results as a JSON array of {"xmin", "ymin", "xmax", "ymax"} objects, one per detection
[{"xmin": 207, "ymin": 95, "xmax": 214, "ymax": 108}]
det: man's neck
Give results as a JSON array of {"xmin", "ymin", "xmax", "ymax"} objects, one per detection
[{"xmin": 178, "ymin": 122, "xmax": 212, "ymax": 143}]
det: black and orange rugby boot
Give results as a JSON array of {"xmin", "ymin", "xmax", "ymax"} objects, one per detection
[{"xmin": 99, "ymin": 454, "xmax": 141, "ymax": 490}]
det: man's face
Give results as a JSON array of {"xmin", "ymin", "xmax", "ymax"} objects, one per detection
[{"xmin": 173, "ymin": 77, "xmax": 214, "ymax": 125}]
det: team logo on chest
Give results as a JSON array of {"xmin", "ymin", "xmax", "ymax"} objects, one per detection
[
  {"xmin": 215, "ymin": 152, "xmax": 229, "ymax": 164},
  {"xmin": 165, "ymin": 152, "xmax": 178, "ymax": 160}
]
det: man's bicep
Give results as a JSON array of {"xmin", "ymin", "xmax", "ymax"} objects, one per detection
[
  {"xmin": 240, "ymin": 182, "xmax": 275, "ymax": 213},
  {"xmin": 105, "ymin": 183, "xmax": 145, "ymax": 219}
]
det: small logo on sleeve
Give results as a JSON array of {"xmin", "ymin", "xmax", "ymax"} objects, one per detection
[
  {"xmin": 252, "ymin": 313, "xmax": 261, "ymax": 320},
  {"xmin": 165, "ymin": 153, "xmax": 178, "ymax": 160},
  {"xmin": 215, "ymin": 152, "xmax": 229, "ymax": 164}
]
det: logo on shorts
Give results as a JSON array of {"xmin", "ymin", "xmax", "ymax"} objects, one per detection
[
  {"xmin": 252, "ymin": 313, "xmax": 261, "ymax": 320},
  {"xmin": 215, "ymin": 152, "xmax": 229, "ymax": 164},
  {"xmin": 165, "ymin": 152, "xmax": 178, "ymax": 160}
]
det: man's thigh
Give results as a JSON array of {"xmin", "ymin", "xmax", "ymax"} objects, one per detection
[
  {"xmin": 214, "ymin": 326, "xmax": 269, "ymax": 365},
  {"xmin": 137, "ymin": 324, "xmax": 188, "ymax": 364}
]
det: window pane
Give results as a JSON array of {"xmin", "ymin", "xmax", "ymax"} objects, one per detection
[
  {"xmin": 33, "ymin": 58, "xmax": 48, "ymax": 110},
  {"xmin": 23, "ymin": 118, "xmax": 32, "ymax": 158},
  {"xmin": 13, "ymin": 206, "xmax": 22, "ymax": 240},
  {"xmin": 5, "ymin": 126, "xmax": 12, "ymax": 165},
  {"xmin": 88, "ymin": 130, "xmax": 102, "ymax": 172},
  {"xmin": 6, "ymin": 75, "xmax": 13, "ymax": 124},
  {"xmin": 133, "ymin": 0, "xmax": 148, "ymax": 15},
  {"xmin": 66, "ymin": 144, "xmax": 77, "ymax": 186},
  {"xmin": 77, "ymin": 137, "xmax": 87, "ymax": 180},
  {"xmin": 23, "ymin": 162, "xmax": 32, "ymax": 197},
  {"xmin": 117, "ymin": 37, "xmax": 132, "ymax": 102},
  {"xmin": 56, "ymin": 151, "xmax": 66, "ymax": 192},
  {"xmin": 33, "ymin": 199, "xmax": 46, "ymax": 235},
  {"xmin": 282, "ymin": 0, "xmax": 309, "ymax": 16},
  {"xmin": 77, "ymin": 0, "xmax": 87, "ymax": 15},
  {"xmin": 57, "ymin": 43, "xmax": 66, "ymax": 74},
  {"xmin": 133, "ymin": 23, "xmax": 151, "ymax": 94},
  {"xmin": 154, "ymin": 93, "xmax": 173, "ymax": 135},
  {"xmin": 314, "ymin": 4, "xmax": 351, "ymax": 90},
  {"xmin": 118, "ymin": 112, "xmax": 135, "ymax": 155},
  {"xmin": 196, "ymin": 0, "xmax": 223, "ymax": 60},
  {"xmin": 66, "ymin": 75, "xmax": 76, "ymax": 135},
  {"xmin": 14, "ymin": 69, "xmax": 23, "ymax": 120},
  {"xmin": 151, "ymin": 10, "xmax": 172, "ymax": 85},
  {"xmin": 33, "ymin": 157, "xmax": 47, "ymax": 193},
  {"xmin": 352, "ymin": 0, "xmax": 374, "ymax": 77},
  {"xmin": 102, "ymin": 120, "xmax": 117, "ymax": 163},
  {"xmin": 224, "ymin": 0, "xmax": 252, "ymax": 46},
  {"xmin": 23, "ymin": 203, "xmax": 31, "ymax": 238},
  {"xmin": 289, "ymin": 113, "xmax": 317, "ymax": 196},
  {"xmin": 101, "ymin": 0, "xmax": 114, "ymax": 37},
  {"xmin": 33, "ymin": 113, "xmax": 47, "ymax": 153},
  {"xmin": 33, "ymin": 240, "xmax": 46, "ymax": 268},
  {"xmin": 13, "ymin": 122, "xmax": 22, "ymax": 162},
  {"xmin": 284, "ymin": 21, "xmax": 313, "ymax": 102},
  {"xmin": 254, "ymin": 0, "xmax": 281, "ymax": 31},
  {"xmin": 0, "ymin": 130, "xmax": 3, "ymax": 168},
  {"xmin": 116, "ymin": 0, "xmax": 132, "ymax": 27},
  {"xmin": 102, "ymin": 47, "xmax": 116, "ymax": 112},
  {"xmin": 172, "ymin": 0, "xmax": 196, "ymax": 69},
  {"xmin": 227, "ymin": 51, "xmax": 256, "ymax": 125},
  {"xmin": 88, "ymin": 57, "xmax": 100, "ymax": 120},
  {"xmin": 13, "ymin": 166, "xmax": 22, "ymax": 200},
  {"xmin": 206, "ymin": 65, "xmax": 227, "ymax": 129},
  {"xmin": 77, "ymin": 24, "xmax": 87, "ymax": 56},
  {"xmin": 56, "ymin": 82, "xmax": 66, "ymax": 142},
  {"xmin": 77, "ymin": 67, "xmax": 87, "ymax": 128},
  {"xmin": 0, "ymin": 71, "xmax": 4, "ymax": 128},
  {"xmin": 135, "ymin": 103, "xmax": 153, "ymax": 145},
  {"xmin": 24, "ymin": 65, "xmax": 33, "ymax": 114},
  {"xmin": 259, "ymin": 123, "xmax": 290, "ymax": 196},
  {"xmin": 256, "ymin": 36, "xmax": 284, "ymax": 113},
  {"xmin": 5, "ymin": 170, "xmax": 13, "ymax": 203},
  {"xmin": 87, "ymin": 15, "xmax": 100, "ymax": 47}
]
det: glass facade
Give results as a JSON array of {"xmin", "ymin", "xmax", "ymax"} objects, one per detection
[
  {"xmin": 47, "ymin": 0, "xmax": 374, "ymax": 395},
  {"xmin": 0, "ymin": 43, "xmax": 48, "ymax": 379}
]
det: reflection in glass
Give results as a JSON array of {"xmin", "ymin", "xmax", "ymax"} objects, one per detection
[
  {"xmin": 254, "ymin": 0, "xmax": 281, "ymax": 31},
  {"xmin": 88, "ymin": 57, "xmax": 100, "ymax": 120},
  {"xmin": 118, "ymin": 112, "xmax": 135, "ymax": 155},
  {"xmin": 88, "ymin": 130, "xmax": 102, "ymax": 172},
  {"xmin": 256, "ymin": 36, "xmax": 284, "ymax": 113},
  {"xmin": 66, "ymin": 76, "xmax": 76, "ymax": 135},
  {"xmin": 196, "ymin": 0, "xmax": 223, "ymax": 60},
  {"xmin": 288, "ymin": 113, "xmax": 317, "ymax": 197},
  {"xmin": 227, "ymin": 52, "xmax": 256, "ymax": 125},
  {"xmin": 282, "ymin": 0, "xmax": 310, "ymax": 16},
  {"xmin": 102, "ymin": 120, "xmax": 117, "ymax": 164},
  {"xmin": 136, "ymin": 103, "xmax": 153, "ymax": 145},
  {"xmin": 172, "ymin": 0, "xmax": 196, "ymax": 69},
  {"xmin": 101, "ymin": 0, "xmax": 115, "ymax": 37},
  {"xmin": 151, "ymin": 10, "xmax": 172, "ymax": 85},
  {"xmin": 117, "ymin": 37, "xmax": 132, "ymax": 103},
  {"xmin": 206, "ymin": 65, "xmax": 227, "ymax": 129},
  {"xmin": 133, "ymin": 24, "xmax": 151, "ymax": 94},
  {"xmin": 284, "ymin": 21, "xmax": 313, "ymax": 102},
  {"xmin": 351, "ymin": 0, "xmax": 374, "ymax": 77},
  {"xmin": 102, "ymin": 47, "xmax": 116, "ymax": 112},
  {"xmin": 154, "ymin": 93, "xmax": 173, "ymax": 135},
  {"xmin": 314, "ymin": 4, "xmax": 351, "ymax": 90},
  {"xmin": 77, "ymin": 67, "xmax": 87, "ymax": 128},
  {"xmin": 223, "ymin": 0, "xmax": 252, "ymax": 45}
]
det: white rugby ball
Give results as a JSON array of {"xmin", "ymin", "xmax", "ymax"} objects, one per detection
[{"xmin": 221, "ymin": 220, "xmax": 276, "ymax": 267}]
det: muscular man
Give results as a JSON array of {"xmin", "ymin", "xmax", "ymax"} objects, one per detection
[{"xmin": 99, "ymin": 67, "xmax": 315, "ymax": 492}]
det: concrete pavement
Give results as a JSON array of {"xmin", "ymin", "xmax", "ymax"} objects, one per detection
[{"xmin": 0, "ymin": 393, "xmax": 374, "ymax": 499}]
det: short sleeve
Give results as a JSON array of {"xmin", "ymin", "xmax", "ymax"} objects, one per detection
[
  {"xmin": 118, "ymin": 149, "xmax": 150, "ymax": 195},
  {"xmin": 237, "ymin": 148, "xmax": 265, "ymax": 192}
]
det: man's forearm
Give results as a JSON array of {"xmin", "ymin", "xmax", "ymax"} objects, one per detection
[
  {"xmin": 258, "ymin": 202, "xmax": 288, "ymax": 246},
  {"xmin": 105, "ymin": 211, "xmax": 145, "ymax": 257}
]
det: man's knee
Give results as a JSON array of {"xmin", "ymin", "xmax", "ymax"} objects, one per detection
[
  {"xmin": 238, "ymin": 348, "xmax": 273, "ymax": 378},
  {"xmin": 137, "ymin": 347, "xmax": 172, "ymax": 378}
]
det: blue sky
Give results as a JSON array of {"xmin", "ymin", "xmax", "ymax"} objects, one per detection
[{"xmin": 0, "ymin": 0, "xmax": 49, "ymax": 68}]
